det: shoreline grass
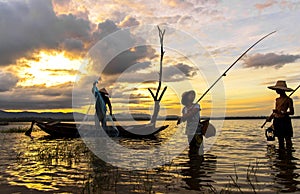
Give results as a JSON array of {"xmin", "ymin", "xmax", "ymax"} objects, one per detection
[{"xmin": 0, "ymin": 127, "xmax": 29, "ymax": 133}]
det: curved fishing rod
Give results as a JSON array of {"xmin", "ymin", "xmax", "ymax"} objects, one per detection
[
  {"xmin": 261, "ymin": 83, "xmax": 300, "ymax": 128},
  {"xmin": 196, "ymin": 31, "xmax": 276, "ymax": 103},
  {"xmin": 177, "ymin": 31, "xmax": 276, "ymax": 126}
]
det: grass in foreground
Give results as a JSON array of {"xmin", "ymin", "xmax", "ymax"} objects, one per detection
[{"xmin": 0, "ymin": 127, "xmax": 29, "ymax": 133}]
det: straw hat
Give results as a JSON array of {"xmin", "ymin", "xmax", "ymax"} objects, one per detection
[
  {"xmin": 268, "ymin": 80, "xmax": 293, "ymax": 92},
  {"xmin": 99, "ymin": 88, "xmax": 109, "ymax": 95}
]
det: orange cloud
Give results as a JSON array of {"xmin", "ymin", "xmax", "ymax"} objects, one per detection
[
  {"xmin": 119, "ymin": 16, "xmax": 140, "ymax": 28},
  {"xmin": 255, "ymin": 0, "xmax": 277, "ymax": 11},
  {"xmin": 162, "ymin": 0, "xmax": 193, "ymax": 8}
]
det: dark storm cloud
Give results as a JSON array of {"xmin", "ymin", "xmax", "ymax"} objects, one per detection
[
  {"xmin": 104, "ymin": 62, "xmax": 198, "ymax": 86},
  {"xmin": 92, "ymin": 19, "xmax": 120, "ymax": 41},
  {"xmin": 58, "ymin": 14, "xmax": 91, "ymax": 38},
  {"xmin": 0, "ymin": 82, "xmax": 74, "ymax": 110},
  {"xmin": 0, "ymin": 0, "xmax": 91, "ymax": 66},
  {"xmin": 63, "ymin": 38, "xmax": 84, "ymax": 51},
  {"xmin": 0, "ymin": 72, "xmax": 19, "ymax": 92},
  {"xmin": 91, "ymin": 16, "xmax": 140, "ymax": 45},
  {"xmin": 0, "ymin": 98, "xmax": 72, "ymax": 110},
  {"xmin": 17, "ymin": 82, "xmax": 73, "ymax": 97},
  {"xmin": 166, "ymin": 63, "xmax": 198, "ymax": 77},
  {"xmin": 243, "ymin": 53, "xmax": 300, "ymax": 69},
  {"xmin": 102, "ymin": 46, "xmax": 156, "ymax": 75}
]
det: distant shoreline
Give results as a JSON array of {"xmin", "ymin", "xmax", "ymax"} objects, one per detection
[
  {"xmin": 1, "ymin": 110, "xmax": 300, "ymax": 122},
  {"xmin": 2, "ymin": 116, "xmax": 300, "ymax": 123}
]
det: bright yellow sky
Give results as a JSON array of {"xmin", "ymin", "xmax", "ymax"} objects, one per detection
[{"xmin": 16, "ymin": 51, "xmax": 81, "ymax": 87}]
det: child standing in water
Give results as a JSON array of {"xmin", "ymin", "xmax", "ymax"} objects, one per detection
[
  {"xmin": 178, "ymin": 90, "xmax": 203, "ymax": 155},
  {"xmin": 267, "ymin": 81, "xmax": 294, "ymax": 150}
]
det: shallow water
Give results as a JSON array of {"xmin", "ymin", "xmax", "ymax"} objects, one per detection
[{"xmin": 1, "ymin": 120, "xmax": 300, "ymax": 193}]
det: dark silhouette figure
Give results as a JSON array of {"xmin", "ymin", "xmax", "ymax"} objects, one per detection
[
  {"xmin": 267, "ymin": 81, "xmax": 294, "ymax": 150},
  {"xmin": 92, "ymin": 81, "xmax": 112, "ymax": 128},
  {"xmin": 178, "ymin": 90, "xmax": 203, "ymax": 155}
]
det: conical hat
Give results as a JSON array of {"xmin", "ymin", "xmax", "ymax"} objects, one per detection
[{"xmin": 99, "ymin": 88, "xmax": 109, "ymax": 95}]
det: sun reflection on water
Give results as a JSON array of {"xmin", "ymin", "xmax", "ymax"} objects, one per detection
[{"xmin": 0, "ymin": 120, "xmax": 300, "ymax": 193}]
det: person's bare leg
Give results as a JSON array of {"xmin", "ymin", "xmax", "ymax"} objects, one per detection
[{"xmin": 286, "ymin": 137, "xmax": 293, "ymax": 150}]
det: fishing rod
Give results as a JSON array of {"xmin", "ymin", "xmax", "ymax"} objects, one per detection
[
  {"xmin": 196, "ymin": 31, "xmax": 276, "ymax": 103},
  {"xmin": 261, "ymin": 83, "xmax": 300, "ymax": 128},
  {"xmin": 177, "ymin": 31, "xmax": 276, "ymax": 126}
]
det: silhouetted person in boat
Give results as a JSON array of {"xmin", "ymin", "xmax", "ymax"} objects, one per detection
[
  {"xmin": 267, "ymin": 81, "xmax": 294, "ymax": 150},
  {"xmin": 178, "ymin": 90, "xmax": 203, "ymax": 155},
  {"xmin": 92, "ymin": 81, "xmax": 112, "ymax": 128}
]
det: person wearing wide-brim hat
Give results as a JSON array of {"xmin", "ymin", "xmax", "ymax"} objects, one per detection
[{"xmin": 267, "ymin": 80, "xmax": 294, "ymax": 150}]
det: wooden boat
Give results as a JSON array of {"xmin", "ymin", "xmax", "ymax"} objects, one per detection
[
  {"xmin": 28, "ymin": 121, "xmax": 169, "ymax": 139},
  {"xmin": 35, "ymin": 121, "xmax": 80, "ymax": 138},
  {"xmin": 116, "ymin": 124, "xmax": 169, "ymax": 138}
]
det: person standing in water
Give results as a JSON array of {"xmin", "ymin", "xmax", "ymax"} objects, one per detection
[
  {"xmin": 99, "ymin": 88, "xmax": 112, "ymax": 117},
  {"xmin": 178, "ymin": 90, "xmax": 203, "ymax": 155},
  {"xmin": 267, "ymin": 81, "xmax": 294, "ymax": 150},
  {"xmin": 92, "ymin": 81, "xmax": 112, "ymax": 128}
]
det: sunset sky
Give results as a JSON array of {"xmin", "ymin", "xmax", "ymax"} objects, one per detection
[{"xmin": 0, "ymin": 0, "xmax": 300, "ymax": 117}]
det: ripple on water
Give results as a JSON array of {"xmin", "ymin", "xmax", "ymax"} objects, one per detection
[{"xmin": 0, "ymin": 120, "xmax": 300, "ymax": 193}]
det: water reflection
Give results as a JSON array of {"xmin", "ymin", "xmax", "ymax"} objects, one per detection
[
  {"xmin": 267, "ymin": 145, "xmax": 300, "ymax": 192},
  {"xmin": 181, "ymin": 152, "xmax": 217, "ymax": 191},
  {"xmin": 3, "ymin": 133, "xmax": 92, "ymax": 192},
  {"xmin": 2, "ymin": 120, "xmax": 300, "ymax": 193},
  {"xmin": 84, "ymin": 154, "xmax": 119, "ymax": 193}
]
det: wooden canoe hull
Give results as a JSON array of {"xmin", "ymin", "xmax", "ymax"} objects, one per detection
[
  {"xmin": 36, "ymin": 122, "xmax": 80, "ymax": 138},
  {"xmin": 35, "ymin": 122, "xmax": 169, "ymax": 139},
  {"xmin": 116, "ymin": 124, "xmax": 169, "ymax": 138}
]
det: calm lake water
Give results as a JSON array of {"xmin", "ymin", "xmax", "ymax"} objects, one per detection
[{"xmin": 1, "ymin": 119, "xmax": 300, "ymax": 193}]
